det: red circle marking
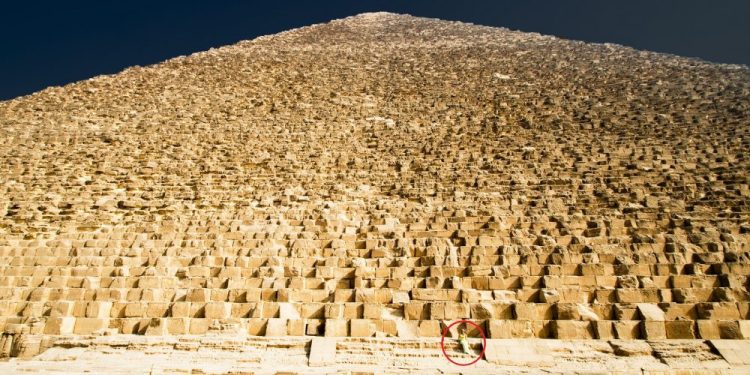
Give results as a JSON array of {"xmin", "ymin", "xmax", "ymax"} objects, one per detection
[{"xmin": 439, "ymin": 320, "xmax": 487, "ymax": 366}]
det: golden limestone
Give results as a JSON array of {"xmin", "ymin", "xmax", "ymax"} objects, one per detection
[{"xmin": 0, "ymin": 11, "xmax": 748, "ymax": 373}]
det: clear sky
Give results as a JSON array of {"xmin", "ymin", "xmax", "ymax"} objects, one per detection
[{"xmin": 1, "ymin": 0, "xmax": 749, "ymax": 100}]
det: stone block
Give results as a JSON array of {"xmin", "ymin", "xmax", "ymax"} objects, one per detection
[
  {"xmin": 288, "ymin": 319, "xmax": 305, "ymax": 336},
  {"xmin": 350, "ymin": 319, "xmax": 375, "ymax": 337},
  {"xmin": 640, "ymin": 321, "xmax": 666, "ymax": 339},
  {"xmin": 636, "ymin": 303, "xmax": 665, "ymax": 321},
  {"xmin": 593, "ymin": 320, "xmax": 615, "ymax": 339},
  {"xmin": 266, "ymin": 318, "xmax": 288, "ymax": 336},
  {"xmin": 740, "ymin": 320, "xmax": 750, "ymax": 339},
  {"xmin": 404, "ymin": 302, "xmax": 428, "ymax": 320},
  {"xmin": 144, "ymin": 318, "xmax": 168, "ymax": 336},
  {"xmin": 484, "ymin": 339, "xmax": 553, "ymax": 366},
  {"xmin": 170, "ymin": 302, "xmax": 191, "ymax": 318},
  {"xmin": 613, "ymin": 321, "xmax": 641, "ymax": 339},
  {"xmin": 186, "ymin": 288, "xmax": 210, "ymax": 302},
  {"xmin": 73, "ymin": 318, "xmax": 108, "ymax": 334},
  {"xmin": 43, "ymin": 317, "xmax": 76, "ymax": 335},
  {"xmin": 204, "ymin": 302, "xmax": 231, "ymax": 319},
  {"xmin": 167, "ymin": 318, "xmax": 190, "ymax": 335},
  {"xmin": 553, "ymin": 320, "xmax": 593, "ymax": 339},
  {"xmin": 324, "ymin": 319, "xmax": 348, "ymax": 337},
  {"xmin": 123, "ymin": 303, "xmax": 146, "ymax": 318},
  {"xmin": 309, "ymin": 337, "xmax": 336, "ymax": 367},
  {"xmin": 697, "ymin": 320, "xmax": 720, "ymax": 339},
  {"xmin": 489, "ymin": 319, "xmax": 535, "ymax": 339},
  {"xmin": 85, "ymin": 302, "xmax": 112, "ymax": 319},
  {"xmin": 189, "ymin": 319, "xmax": 209, "ymax": 335},
  {"xmin": 247, "ymin": 319, "xmax": 267, "ymax": 336},
  {"xmin": 665, "ymin": 320, "xmax": 695, "ymax": 339},
  {"xmin": 279, "ymin": 303, "xmax": 301, "ymax": 319},
  {"xmin": 417, "ymin": 319, "xmax": 441, "ymax": 337},
  {"xmin": 718, "ymin": 320, "xmax": 743, "ymax": 339},
  {"xmin": 711, "ymin": 340, "xmax": 750, "ymax": 365}
]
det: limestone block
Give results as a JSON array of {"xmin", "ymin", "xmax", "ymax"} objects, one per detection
[
  {"xmin": 188, "ymin": 319, "xmax": 209, "ymax": 335},
  {"xmin": 350, "ymin": 319, "xmax": 375, "ymax": 337},
  {"xmin": 246, "ymin": 319, "xmax": 267, "ymax": 336},
  {"xmin": 593, "ymin": 321, "xmax": 614, "ymax": 339},
  {"xmin": 144, "ymin": 318, "xmax": 168, "ymax": 336},
  {"xmin": 443, "ymin": 302, "xmax": 470, "ymax": 319},
  {"xmin": 49, "ymin": 301, "xmax": 75, "ymax": 317},
  {"xmin": 711, "ymin": 340, "xmax": 750, "ymax": 365},
  {"xmin": 266, "ymin": 318, "xmax": 288, "ymax": 336},
  {"xmin": 170, "ymin": 302, "xmax": 191, "ymax": 318},
  {"xmin": 146, "ymin": 303, "xmax": 170, "ymax": 318},
  {"xmin": 288, "ymin": 319, "xmax": 305, "ymax": 336},
  {"xmin": 555, "ymin": 303, "xmax": 599, "ymax": 321},
  {"xmin": 123, "ymin": 303, "xmax": 145, "ymax": 318},
  {"xmin": 43, "ymin": 317, "xmax": 75, "ymax": 335},
  {"xmin": 324, "ymin": 319, "xmax": 348, "ymax": 337},
  {"xmin": 640, "ymin": 321, "xmax": 666, "ymax": 339},
  {"xmin": 514, "ymin": 303, "xmax": 553, "ymax": 320},
  {"xmin": 343, "ymin": 303, "xmax": 362, "ymax": 319},
  {"xmin": 204, "ymin": 302, "xmax": 231, "ymax": 319},
  {"xmin": 470, "ymin": 302, "xmax": 513, "ymax": 319},
  {"xmin": 73, "ymin": 318, "xmax": 108, "ymax": 334},
  {"xmin": 613, "ymin": 321, "xmax": 641, "ymax": 339},
  {"xmin": 718, "ymin": 320, "xmax": 743, "ymax": 339},
  {"xmin": 279, "ymin": 303, "xmax": 301, "ymax": 319},
  {"xmin": 740, "ymin": 320, "xmax": 750, "ymax": 339},
  {"xmin": 404, "ymin": 302, "xmax": 428, "ymax": 320},
  {"xmin": 665, "ymin": 320, "xmax": 696, "ymax": 339},
  {"xmin": 484, "ymin": 339, "xmax": 553, "ymax": 366},
  {"xmin": 417, "ymin": 320, "xmax": 441, "ymax": 337},
  {"xmin": 696, "ymin": 302, "xmax": 740, "ymax": 320},
  {"xmin": 306, "ymin": 319, "xmax": 323, "ymax": 336},
  {"xmin": 395, "ymin": 320, "xmax": 418, "ymax": 338},
  {"xmin": 167, "ymin": 318, "xmax": 189, "ymax": 335},
  {"xmin": 309, "ymin": 337, "xmax": 336, "ymax": 367},
  {"xmin": 362, "ymin": 303, "xmax": 382, "ymax": 319},
  {"xmin": 186, "ymin": 288, "xmax": 210, "ymax": 302},
  {"xmin": 553, "ymin": 320, "xmax": 594, "ymax": 339},
  {"xmin": 636, "ymin": 303, "xmax": 666, "ymax": 321},
  {"xmin": 697, "ymin": 320, "xmax": 721, "ymax": 339},
  {"xmin": 489, "ymin": 319, "xmax": 535, "ymax": 339},
  {"xmin": 324, "ymin": 303, "xmax": 343, "ymax": 319}
]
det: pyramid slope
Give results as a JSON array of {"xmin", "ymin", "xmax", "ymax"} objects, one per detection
[{"xmin": 0, "ymin": 12, "xmax": 749, "ymax": 372}]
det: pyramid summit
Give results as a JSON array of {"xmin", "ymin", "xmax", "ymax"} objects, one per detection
[{"xmin": 1, "ymin": 12, "xmax": 749, "ymax": 374}]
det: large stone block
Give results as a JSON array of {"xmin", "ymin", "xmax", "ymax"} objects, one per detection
[
  {"xmin": 73, "ymin": 318, "xmax": 108, "ymax": 334},
  {"xmin": 309, "ymin": 337, "xmax": 336, "ymax": 367},
  {"xmin": 665, "ymin": 320, "xmax": 695, "ymax": 339},
  {"xmin": 350, "ymin": 319, "xmax": 375, "ymax": 337},
  {"xmin": 553, "ymin": 320, "xmax": 594, "ymax": 339},
  {"xmin": 204, "ymin": 302, "xmax": 231, "ymax": 319},
  {"xmin": 266, "ymin": 318, "xmax": 288, "ymax": 336},
  {"xmin": 43, "ymin": 317, "xmax": 75, "ymax": 335},
  {"xmin": 489, "ymin": 319, "xmax": 535, "ymax": 339},
  {"xmin": 324, "ymin": 319, "xmax": 348, "ymax": 337}
]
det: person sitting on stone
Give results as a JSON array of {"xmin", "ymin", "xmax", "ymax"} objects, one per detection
[{"xmin": 458, "ymin": 327, "xmax": 470, "ymax": 354}]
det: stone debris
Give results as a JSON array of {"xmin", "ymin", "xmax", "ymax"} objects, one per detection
[{"xmin": 0, "ymin": 10, "xmax": 749, "ymax": 373}]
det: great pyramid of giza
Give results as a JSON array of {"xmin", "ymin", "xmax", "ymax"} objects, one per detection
[{"xmin": 0, "ymin": 12, "xmax": 749, "ymax": 374}]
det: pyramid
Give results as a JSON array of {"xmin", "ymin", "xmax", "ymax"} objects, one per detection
[{"xmin": 0, "ymin": 12, "xmax": 749, "ymax": 373}]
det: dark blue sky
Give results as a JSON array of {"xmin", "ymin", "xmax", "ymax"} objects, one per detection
[{"xmin": 2, "ymin": 0, "xmax": 749, "ymax": 100}]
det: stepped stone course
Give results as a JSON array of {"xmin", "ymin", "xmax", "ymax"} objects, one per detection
[{"xmin": 0, "ymin": 11, "xmax": 749, "ymax": 373}]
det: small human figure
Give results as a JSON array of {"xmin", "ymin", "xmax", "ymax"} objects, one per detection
[{"xmin": 458, "ymin": 328, "xmax": 470, "ymax": 354}]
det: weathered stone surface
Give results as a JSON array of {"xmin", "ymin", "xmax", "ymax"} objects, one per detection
[
  {"xmin": 0, "ymin": 10, "xmax": 748, "ymax": 374},
  {"xmin": 484, "ymin": 339, "xmax": 553, "ymax": 366},
  {"xmin": 308, "ymin": 337, "xmax": 336, "ymax": 367}
]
